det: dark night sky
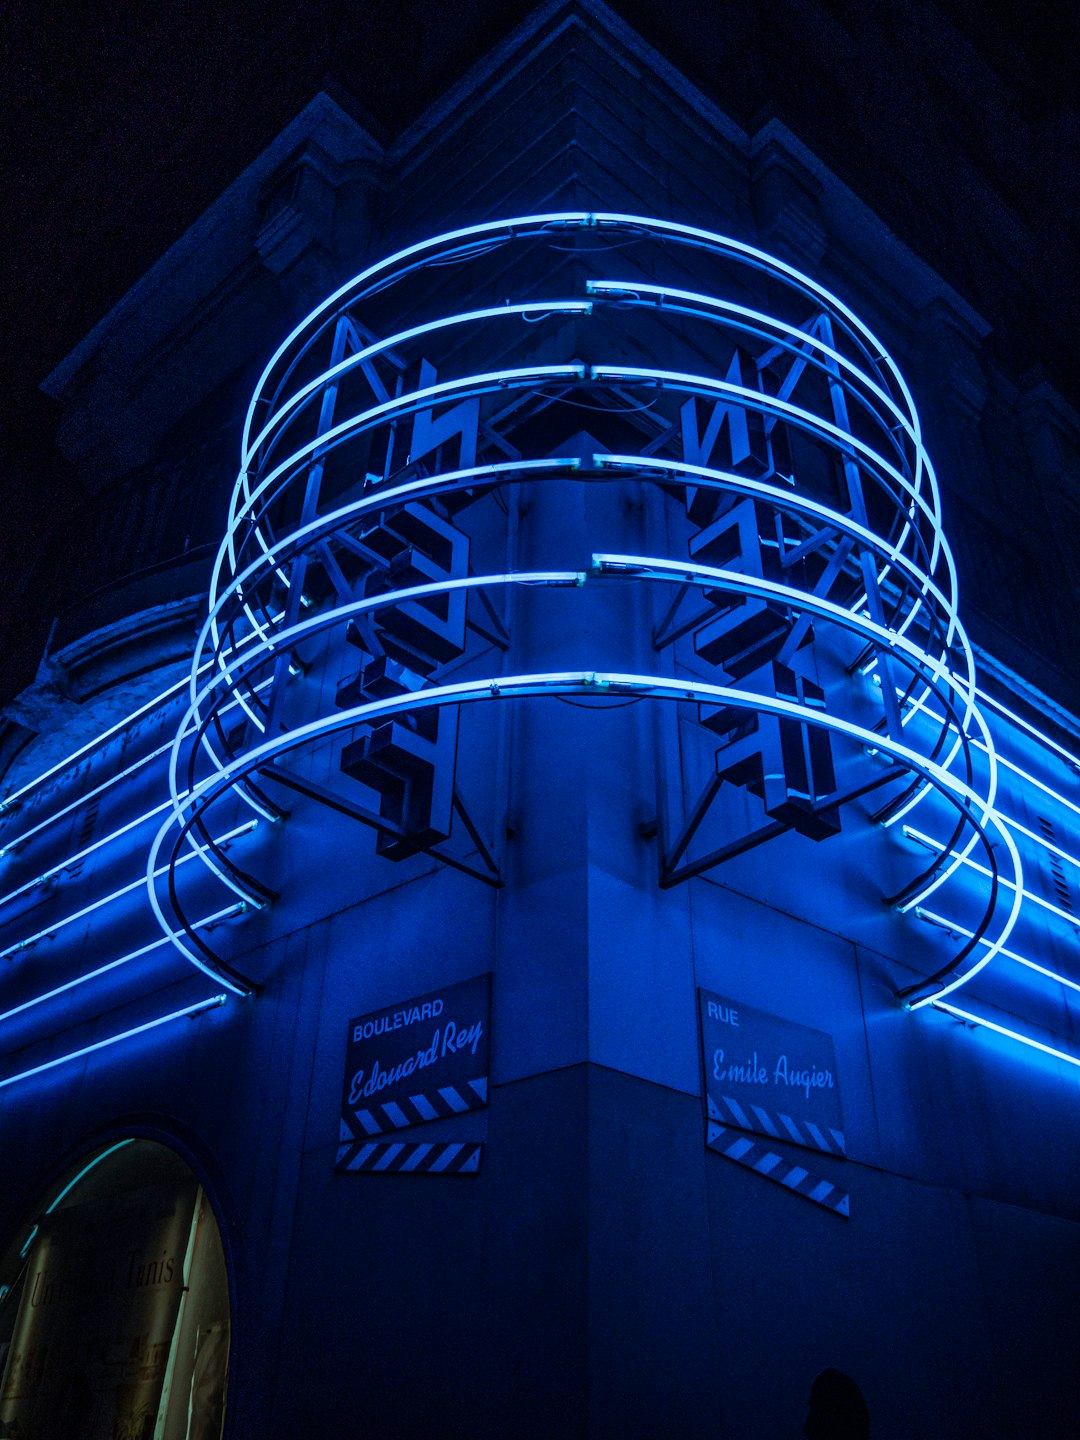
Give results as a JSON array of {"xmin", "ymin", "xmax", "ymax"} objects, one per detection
[{"xmin": 1, "ymin": 0, "xmax": 1077, "ymax": 690}]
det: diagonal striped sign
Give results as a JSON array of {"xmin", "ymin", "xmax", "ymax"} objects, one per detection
[
  {"xmin": 342, "ymin": 1076, "xmax": 489, "ymax": 1136},
  {"xmin": 340, "ymin": 975, "xmax": 491, "ymax": 1147},
  {"xmin": 336, "ymin": 1139, "xmax": 483, "ymax": 1174},
  {"xmin": 706, "ymin": 1094, "xmax": 845, "ymax": 1156},
  {"xmin": 698, "ymin": 989, "xmax": 846, "ymax": 1160},
  {"xmin": 707, "ymin": 1121, "xmax": 849, "ymax": 1217}
]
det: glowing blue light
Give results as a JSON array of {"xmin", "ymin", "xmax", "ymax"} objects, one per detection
[
  {"xmin": 0, "ymin": 820, "xmax": 258, "ymax": 963},
  {"xmin": 895, "ymin": 692, "xmax": 1080, "ymax": 826},
  {"xmin": 8, "ymin": 210, "xmax": 1067, "ymax": 1081},
  {"xmin": 999, "ymin": 816, "xmax": 1080, "ymax": 875},
  {"xmin": 0, "ymin": 739, "xmax": 174, "ymax": 858},
  {"xmin": 174, "ymin": 214, "xmax": 1018, "ymax": 1029},
  {"xmin": 591, "ymin": 551, "xmax": 999, "ymax": 916},
  {"xmin": 46, "ymin": 1138, "xmax": 136, "ymax": 1214},
  {"xmin": 930, "ymin": 998, "xmax": 1080, "ymax": 1072},
  {"xmin": 0, "ymin": 799, "xmax": 174, "ymax": 913},
  {"xmin": 0, "ymin": 904, "xmax": 246, "ymax": 1024},
  {"xmin": 243, "ymin": 300, "xmax": 592, "ymax": 470},
  {"xmin": 186, "ymin": 459, "xmax": 582, "ymax": 834},
  {"xmin": 16, "ymin": 1137, "xmax": 141, "ymax": 1264},
  {"xmin": 903, "ymin": 824, "xmax": 1080, "ymax": 934},
  {"xmin": 150, "ymin": 665, "xmax": 1022, "ymax": 1008},
  {"xmin": 585, "ymin": 279, "xmax": 917, "ymax": 438},
  {"xmin": 151, "ymin": 571, "xmax": 586, "ymax": 982},
  {"xmin": 916, "ymin": 907, "xmax": 1080, "ymax": 994},
  {"xmin": 0, "ymin": 667, "xmax": 275, "ymax": 857},
  {"xmin": 975, "ymin": 683, "xmax": 1080, "ymax": 770},
  {"xmin": 0, "ymin": 995, "xmax": 228, "ymax": 1090},
  {"xmin": 0, "ymin": 673, "xmax": 193, "ymax": 817}
]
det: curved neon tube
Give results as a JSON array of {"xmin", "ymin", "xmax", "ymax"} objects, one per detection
[
  {"xmin": 242, "ymin": 213, "xmax": 926, "ymax": 481},
  {"xmin": 229, "ymin": 359, "xmax": 940, "ymax": 604},
  {"xmin": 221, "ymin": 223, "xmax": 951, "ymax": 728},
  {"xmin": 0, "ymin": 647, "xmax": 276, "ymax": 854},
  {"xmin": 586, "ymin": 280, "xmax": 919, "ymax": 444},
  {"xmin": 228, "ymin": 213, "xmax": 937, "ymax": 648},
  {"xmin": 915, "ymin": 908, "xmax": 1080, "ymax": 994},
  {"xmin": 226, "ymin": 215, "xmax": 940, "ymax": 723},
  {"xmin": 192, "ymin": 460, "xmax": 584, "ymax": 806},
  {"xmin": 202, "ymin": 458, "xmax": 581, "ymax": 707},
  {"xmin": 242, "ymin": 300, "xmax": 593, "ymax": 472},
  {"xmin": 587, "ymin": 279, "xmax": 938, "ymax": 591},
  {"xmin": 9, "ymin": 214, "xmax": 1059, "ymax": 1072},
  {"xmin": 592, "ymin": 552, "xmax": 994, "ymax": 912},
  {"xmin": 179, "ymin": 544, "xmax": 968, "ymax": 919},
  {"xmin": 149, "ymin": 670, "xmax": 1020, "ymax": 1008},
  {"xmin": 46, "ymin": 1139, "xmax": 136, "ymax": 1212},
  {"xmin": 595, "ymin": 453, "xmax": 975, "ymax": 832},
  {"xmin": 167, "ymin": 570, "xmax": 585, "ymax": 904},
  {"xmin": 216, "ymin": 370, "xmax": 586, "ymax": 720},
  {"xmin": 903, "ymin": 825, "xmax": 1080, "ymax": 933},
  {"xmin": 171, "ymin": 212, "xmax": 1007, "ymax": 1030},
  {"xmin": 17, "ymin": 1137, "xmax": 138, "ymax": 1258},
  {"xmin": 0, "ymin": 819, "xmax": 257, "ymax": 963},
  {"xmin": 231, "ymin": 303, "xmax": 592, "ymax": 621},
  {"xmin": 598, "ymin": 467, "xmax": 968, "ymax": 768},
  {"xmin": 203, "ymin": 449, "xmax": 964, "ymax": 804},
  {"xmin": 0, "ymin": 671, "xmax": 193, "ymax": 817},
  {"xmin": 221, "ymin": 364, "xmax": 962, "ymax": 846}
]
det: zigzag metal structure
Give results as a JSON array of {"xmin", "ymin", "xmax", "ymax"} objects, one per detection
[{"xmin": 3, "ymin": 214, "xmax": 1080, "ymax": 1086}]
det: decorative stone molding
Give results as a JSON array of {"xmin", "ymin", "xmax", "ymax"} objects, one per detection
[{"xmin": 750, "ymin": 133, "xmax": 828, "ymax": 267}]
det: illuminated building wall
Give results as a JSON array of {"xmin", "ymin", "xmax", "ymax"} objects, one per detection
[{"xmin": 2, "ymin": 4, "xmax": 1079, "ymax": 1437}]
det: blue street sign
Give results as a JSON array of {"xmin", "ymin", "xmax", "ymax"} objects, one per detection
[
  {"xmin": 698, "ymin": 989, "xmax": 845, "ymax": 1156},
  {"xmin": 338, "ymin": 975, "xmax": 492, "ymax": 1158}
]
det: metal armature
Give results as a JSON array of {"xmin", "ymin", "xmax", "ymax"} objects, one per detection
[{"xmin": 147, "ymin": 213, "xmax": 1019, "ymax": 1009}]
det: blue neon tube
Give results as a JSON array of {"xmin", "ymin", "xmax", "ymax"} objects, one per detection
[{"xmin": 0, "ymin": 995, "xmax": 228, "ymax": 1090}]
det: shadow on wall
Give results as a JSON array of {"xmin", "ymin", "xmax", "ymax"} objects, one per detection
[{"xmin": 803, "ymin": 1369, "xmax": 870, "ymax": 1440}]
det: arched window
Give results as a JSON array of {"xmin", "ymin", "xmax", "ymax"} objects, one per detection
[{"xmin": 0, "ymin": 1138, "xmax": 229, "ymax": 1439}]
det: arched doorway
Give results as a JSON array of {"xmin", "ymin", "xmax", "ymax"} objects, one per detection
[{"xmin": 0, "ymin": 1138, "xmax": 230, "ymax": 1439}]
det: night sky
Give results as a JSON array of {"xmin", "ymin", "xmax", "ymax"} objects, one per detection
[{"xmin": 2, "ymin": 0, "xmax": 1077, "ymax": 696}]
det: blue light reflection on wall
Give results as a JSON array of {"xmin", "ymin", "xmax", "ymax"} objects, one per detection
[{"xmin": 1, "ymin": 214, "xmax": 1079, "ymax": 1089}]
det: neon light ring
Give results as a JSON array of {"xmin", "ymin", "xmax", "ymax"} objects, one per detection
[{"xmin": 147, "ymin": 213, "xmax": 1019, "ymax": 1011}]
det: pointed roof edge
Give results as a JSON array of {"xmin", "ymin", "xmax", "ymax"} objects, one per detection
[
  {"xmin": 388, "ymin": 0, "xmax": 991, "ymax": 338},
  {"xmin": 43, "ymin": 90, "xmax": 382, "ymax": 399},
  {"xmin": 41, "ymin": 0, "xmax": 997, "ymax": 403},
  {"xmin": 749, "ymin": 118, "xmax": 990, "ymax": 338},
  {"xmin": 388, "ymin": 0, "xmax": 748, "ymax": 169}
]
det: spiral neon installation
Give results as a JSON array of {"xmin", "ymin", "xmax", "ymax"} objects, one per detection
[{"xmin": 148, "ymin": 213, "xmax": 1019, "ymax": 1016}]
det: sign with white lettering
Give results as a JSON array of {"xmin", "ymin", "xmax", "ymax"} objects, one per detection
[
  {"xmin": 337, "ymin": 975, "xmax": 491, "ymax": 1167},
  {"xmin": 698, "ymin": 989, "xmax": 845, "ymax": 1156}
]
